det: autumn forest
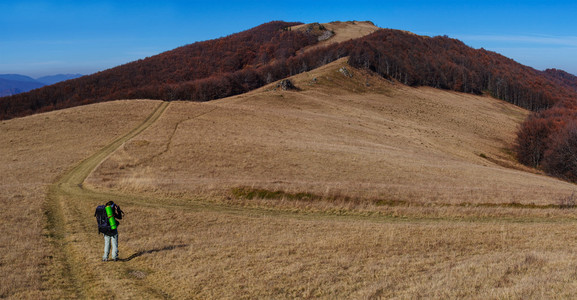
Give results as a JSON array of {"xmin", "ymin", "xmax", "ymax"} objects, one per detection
[{"xmin": 2, "ymin": 21, "xmax": 577, "ymax": 181}]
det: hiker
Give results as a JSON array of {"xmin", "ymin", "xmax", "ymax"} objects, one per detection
[{"xmin": 95, "ymin": 201, "xmax": 124, "ymax": 261}]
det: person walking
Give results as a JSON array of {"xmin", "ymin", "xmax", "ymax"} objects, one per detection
[{"xmin": 95, "ymin": 201, "xmax": 124, "ymax": 261}]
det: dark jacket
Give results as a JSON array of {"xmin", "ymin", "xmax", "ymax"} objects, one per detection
[{"xmin": 96, "ymin": 204, "xmax": 124, "ymax": 236}]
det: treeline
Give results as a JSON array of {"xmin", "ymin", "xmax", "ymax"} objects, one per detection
[
  {"xmin": 515, "ymin": 92, "xmax": 577, "ymax": 181},
  {"xmin": 4, "ymin": 23, "xmax": 573, "ymax": 121},
  {"xmin": 0, "ymin": 21, "xmax": 319, "ymax": 119},
  {"xmin": 344, "ymin": 30, "xmax": 577, "ymax": 181},
  {"xmin": 346, "ymin": 30, "xmax": 576, "ymax": 111},
  {"xmin": 4, "ymin": 22, "xmax": 577, "ymax": 181},
  {"xmin": 512, "ymin": 60, "xmax": 577, "ymax": 180}
]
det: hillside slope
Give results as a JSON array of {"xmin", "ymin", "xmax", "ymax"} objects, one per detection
[
  {"xmin": 86, "ymin": 59, "xmax": 575, "ymax": 206},
  {"xmin": 4, "ymin": 60, "xmax": 577, "ymax": 298},
  {"xmin": 4, "ymin": 20, "xmax": 576, "ymax": 125},
  {"xmin": 0, "ymin": 100, "xmax": 160, "ymax": 298},
  {"xmin": 0, "ymin": 21, "xmax": 316, "ymax": 119}
]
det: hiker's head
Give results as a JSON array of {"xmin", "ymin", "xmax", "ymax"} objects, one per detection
[{"xmin": 106, "ymin": 201, "xmax": 115, "ymax": 207}]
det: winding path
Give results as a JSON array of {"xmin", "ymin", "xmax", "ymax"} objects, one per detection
[
  {"xmin": 45, "ymin": 101, "xmax": 170, "ymax": 298},
  {"xmin": 41, "ymin": 98, "xmax": 573, "ymax": 298}
]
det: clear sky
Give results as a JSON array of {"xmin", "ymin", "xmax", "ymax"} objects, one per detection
[{"xmin": 2, "ymin": 0, "xmax": 577, "ymax": 78}]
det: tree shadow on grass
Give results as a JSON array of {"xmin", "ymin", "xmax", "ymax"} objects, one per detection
[{"xmin": 120, "ymin": 244, "xmax": 188, "ymax": 262}]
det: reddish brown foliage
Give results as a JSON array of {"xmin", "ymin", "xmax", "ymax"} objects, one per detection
[
  {"xmin": 513, "ymin": 67, "xmax": 577, "ymax": 179},
  {"xmin": 543, "ymin": 68, "xmax": 577, "ymax": 93},
  {"xmin": 542, "ymin": 121, "xmax": 577, "ymax": 181},
  {"xmin": 3, "ymin": 23, "xmax": 576, "ymax": 121},
  {"xmin": 515, "ymin": 116, "xmax": 553, "ymax": 168},
  {"xmin": 347, "ymin": 31, "xmax": 571, "ymax": 111},
  {"xmin": 4, "ymin": 23, "xmax": 577, "ymax": 182},
  {"xmin": 0, "ymin": 21, "xmax": 319, "ymax": 119},
  {"xmin": 516, "ymin": 105, "xmax": 577, "ymax": 179}
]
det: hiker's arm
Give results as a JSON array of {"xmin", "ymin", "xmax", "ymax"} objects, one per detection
[{"xmin": 114, "ymin": 206, "xmax": 123, "ymax": 219}]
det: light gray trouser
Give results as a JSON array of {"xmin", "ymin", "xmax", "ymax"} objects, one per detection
[{"xmin": 103, "ymin": 233, "xmax": 118, "ymax": 260}]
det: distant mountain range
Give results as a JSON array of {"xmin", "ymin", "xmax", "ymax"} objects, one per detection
[{"xmin": 0, "ymin": 74, "xmax": 83, "ymax": 97}]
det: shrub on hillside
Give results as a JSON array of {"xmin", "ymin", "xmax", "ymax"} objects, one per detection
[
  {"xmin": 515, "ymin": 115, "xmax": 553, "ymax": 168},
  {"xmin": 515, "ymin": 106, "xmax": 577, "ymax": 181},
  {"xmin": 542, "ymin": 121, "xmax": 577, "ymax": 181}
]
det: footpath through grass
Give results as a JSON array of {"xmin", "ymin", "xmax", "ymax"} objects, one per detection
[{"xmin": 44, "ymin": 101, "xmax": 170, "ymax": 298}]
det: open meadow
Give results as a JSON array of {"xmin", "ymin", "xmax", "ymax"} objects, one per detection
[
  {"xmin": 0, "ymin": 100, "xmax": 160, "ymax": 298},
  {"xmin": 3, "ymin": 59, "xmax": 577, "ymax": 298}
]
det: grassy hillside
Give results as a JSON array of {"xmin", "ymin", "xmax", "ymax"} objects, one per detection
[
  {"xmin": 88, "ymin": 58, "xmax": 574, "ymax": 207},
  {"xmin": 0, "ymin": 100, "xmax": 160, "ymax": 298},
  {"xmin": 3, "ymin": 59, "xmax": 577, "ymax": 298}
]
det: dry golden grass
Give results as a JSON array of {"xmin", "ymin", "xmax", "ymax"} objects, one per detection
[
  {"xmin": 49, "ymin": 189, "xmax": 577, "ymax": 298},
  {"xmin": 3, "ymin": 58, "xmax": 577, "ymax": 298},
  {"xmin": 0, "ymin": 100, "xmax": 159, "ymax": 298},
  {"xmin": 117, "ymin": 209, "xmax": 577, "ymax": 299},
  {"xmin": 88, "ymin": 58, "xmax": 575, "ymax": 208}
]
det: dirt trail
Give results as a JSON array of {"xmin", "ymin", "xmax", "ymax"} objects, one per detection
[{"xmin": 45, "ymin": 101, "xmax": 170, "ymax": 298}]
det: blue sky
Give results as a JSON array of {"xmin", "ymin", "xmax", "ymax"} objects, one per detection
[{"xmin": 2, "ymin": 0, "xmax": 577, "ymax": 78}]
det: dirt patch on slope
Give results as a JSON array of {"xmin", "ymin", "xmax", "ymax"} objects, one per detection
[{"xmin": 292, "ymin": 21, "xmax": 380, "ymax": 49}]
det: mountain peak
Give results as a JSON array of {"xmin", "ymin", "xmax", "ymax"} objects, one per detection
[{"xmin": 291, "ymin": 20, "xmax": 380, "ymax": 45}]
